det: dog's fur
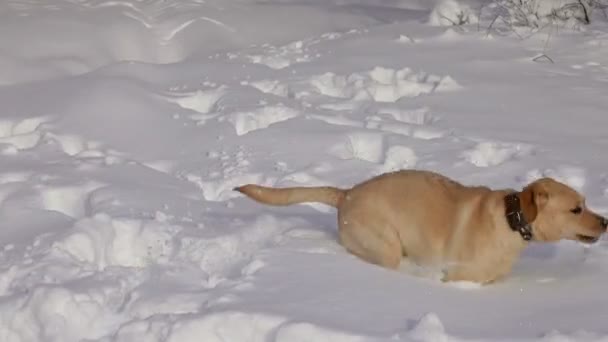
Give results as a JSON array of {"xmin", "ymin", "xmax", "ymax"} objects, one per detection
[{"xmin": 235, "ymin": 170, "xmax": 607, "ymax": 283}]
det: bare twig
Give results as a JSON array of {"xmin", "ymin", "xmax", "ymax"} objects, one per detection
[
  {"xmin": 477, "ymin": 0, "xmax": 493, "ymax": 31},
  {"xmin": 439, "ymin": 14, "xmax": 467, "ymax": 31},
  {"xmin": 532, "ymin": 54, "xmax": 554, "ymax": 63},
  {"xmin": 542, "ymin": 21, "xmax": 555, "ymax": 56},
  {"xmin": 599, "ymin": 0, "xmax": 608, "ymax": 20},
  {"xmin": 578, "ymin": 0, "xmax": 591, "ymax": 23},
  {"xmin": 486, "ymin": 13, "xmax": 501, "ymax": 37},
  {"xmin": 498, "ymin": 16, "xmax": 525, "ymax": 39}
]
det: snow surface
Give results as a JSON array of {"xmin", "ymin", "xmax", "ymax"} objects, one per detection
[{"xmin": 1, "ymin": 0, "xmax": 608, "ymax": 341}]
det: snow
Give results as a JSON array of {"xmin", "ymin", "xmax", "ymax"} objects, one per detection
[
  {"xmin": 1, "ymin": 0, "xmax": 608, "ymax": 341},
  {"xmin": 428, "ymin": 0, "xmax": 479, "ymax": 27}
]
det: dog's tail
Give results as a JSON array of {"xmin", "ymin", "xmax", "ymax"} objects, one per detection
[{"xmin": 234, "ymin": 184, "xmax": 345, "ymax": 208}]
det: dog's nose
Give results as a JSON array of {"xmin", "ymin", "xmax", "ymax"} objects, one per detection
[{"xmin": 600, "ymin": 216, "xmax": 608, "ymax": 230}]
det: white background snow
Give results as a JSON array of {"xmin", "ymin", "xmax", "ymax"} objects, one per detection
[{"xmin": 1, "ymin": 0, "xmax": 608, "ymax": 341}]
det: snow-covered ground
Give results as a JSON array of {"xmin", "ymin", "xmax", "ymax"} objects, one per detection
[{"xmin": 1, "ymin": 0, "xmax": 608, "ymax": 341}]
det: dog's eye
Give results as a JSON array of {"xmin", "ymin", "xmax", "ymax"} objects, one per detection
[{"xmin": 570, "ymin": 206, "xmax": 583, "ymax": 214}]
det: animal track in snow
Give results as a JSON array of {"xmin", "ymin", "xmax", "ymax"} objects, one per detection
[
  {"xmin": 307, "ymin": 107, "xmax": 446, "ymax": 140},
  {"xmin": 0, "ymin": 115, "xmax": 119, "ymax": 159},
  {"xmin": 44, "ymin": 132, "xmax": 108, "ymax": 157},
  {"xmin": 0, "ymin": 173, "xmax": 32, "ymax": 207},
  {"xmin": 362, "ymin": 107, "xmax": 446, "ymax": 139},
  {"xmin": 183, "ymin": 147, "xmax": 277, "ymax": 202},
  {"xmin": 38, "ymin": 181, "xmax": 104, "ymax": 218},
  {"xmin": 279, "ymin": 171, "xmax": 328, "ymax": 187},
  {"xmin": 0, "ymin": 116, "xmax": 51, "ymax": 152},
  {"xmin": 0, "ymin": 281, "xmax": 134, "ymax": 341},
  {"xmin": 222, "ymin": 105, "xmax": 300, "ymax": 136},
  {"xmin": 235, "ymin": 69, "xmax": 453, "ymax": 141},
  {"xmin": 243, "ymin": 40, "xmax": 315, "ymax": 70},
  {"xmin": 168, "ymin": 86, "xmax": 299, "ymax": 134},
  {"xmin": 0, "ymin": 177, "xmax": 104, "ymax": 219},
  {"xmin": 53, "ymin": 213, "xmax": 177, "ymax": 270},
  {"xmin": 166, "ymin": 86, "xmax": 227, "ymax": 125},
  {"xmin": 246, "ymin": 79, "xmax": 291, "ymax": 98},
  {"xmin": 374, "ymin": 106, "xmax": 436, "ymax": 125},
  {"xmin": 375, "ymin": 145, "xmax": 418, "ymax": 174},
  {"xmin": 189, "ymin": 172, "xmax": 270, "ymax": 202},
  {"xmin": 365, "ymin": 117, "xmax": 447, "ymax": 140},
  {"xmin": 304, "ymin": 67, "xmax": 461, "ymax": 103},
  {"xmin": 226, "ymin": 31, "xmax": 352, "ymax": 70},
  {"xmin": 253, "ymin": 66, "xmax": 459, "ymax": 106},
  {"xmin": 177, "ymin": 215, "xmax": 289, "ymax": 279},
  {"xmin": 168, "ymin": 86, "xmax": 227, "ymax": 115},
  {"xmin": 462, "ymin": 141, "xmax": 534, "ymax": 167},
  {"xmin": 241, "ymin": 258, "xmax": 265, "ymax": 277},
  {"xmin": 306, "ymin": 114, "xmax": 363, "ymax": 128},
  {"xmin": 328, "ymin": 131, "xmax": 385, "ymax": 163}
]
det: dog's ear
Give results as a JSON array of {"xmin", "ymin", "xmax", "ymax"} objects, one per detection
[{"xmin": 518, "ymin": 181, "xmax": 549, "ymax": 223}]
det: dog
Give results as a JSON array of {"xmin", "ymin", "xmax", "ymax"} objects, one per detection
[{"xmin": 234, "ymin": 169, "xmax": 607, "ymax": 284}]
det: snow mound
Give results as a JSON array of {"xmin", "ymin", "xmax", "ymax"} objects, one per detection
[
  {"xmin": 406, "ymin": 313, "xmax": 449, "ymax": 342},
  {"xmin": 177, "ymin": 214, "xmax": 290, "ymax": 277},
  {"xmin": 53, "ymin": 214, "xmax": 177, "ymax": 270},
  {"xmin": 0, "ymin": 285, "xmax": 125, "ymax": 342},
  {"xmin": 429, "ymin": 0, "xmax": 479, "ymax": 26}
]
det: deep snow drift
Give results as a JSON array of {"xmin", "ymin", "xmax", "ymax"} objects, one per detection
[{"xmin": 1, "ymin": 0, "xmax": 608, "ymax": 341}]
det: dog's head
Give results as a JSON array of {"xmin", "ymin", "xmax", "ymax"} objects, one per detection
[{"xmin": 518, "ymin": 178, "xmax": 607, "ymax": 244}]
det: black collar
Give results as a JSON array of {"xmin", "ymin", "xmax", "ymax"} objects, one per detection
[{"xmin": 504, "ymin": 193, "xmax": 533, "ymax": 241}]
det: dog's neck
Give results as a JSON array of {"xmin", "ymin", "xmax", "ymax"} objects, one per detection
[{"xmin": 504, "ymin": 193, "xmax": 533, "ymax": 241}]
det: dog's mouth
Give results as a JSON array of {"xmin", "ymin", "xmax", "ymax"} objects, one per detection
[{"xmin": 576, "ymin": 234, "xmax": 600, "ymax": 244}]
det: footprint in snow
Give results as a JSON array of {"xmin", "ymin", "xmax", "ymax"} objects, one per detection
[
  {"xmin": 177, "ymin": 215, "xmax": 291, "ymax": 281},
  {"xmin": 222, "ymin": 105, "xmax": 300, "ymax": 136},
  {"xmin": 241, "ymin": 259, "xmax": 265, "ymax": 277},
  {"xmin": 374, "ymin": 145, "xmax": 418, "ymax": 175},
  {"xmin": 0, "ymin": 116, "xmax": 54, "ymax": 153},
  {"xmin": 308, "ymin": 107, "xmax": 446, "ymax": 140},
  {"xmin": 246, "ymin": 79, "xmax": 291, "ymax": 98},
  {"xmin": 373, "ymin": 106, "xmax": 436, "ymax": 125},
  {"xmin": 305, "ymin": 67, "xmax": 460, "ymax": 103},
  {"xmin": 228, "ymin": 39, "xmax": 315, "ymax": 70},
  {"xmin": 306, "ymin": 114, "xmax": 363, "ymax": 128},
  {"xmin": 364, "ymin": 111, "xmax": 447, "ymax": 140},
  {"xmin": 462, "ymin": 141, "xmax": 534, "ymax": 168},
  {"xmin": 228, "ymin": 31, "xmax": 352, "ymax": 70},
  {"xmin": 185, "ymin": 151, "xmax": 270, "ymax": 202},
  {"xmin": 165, "ymin": 86, "xmax": 227, "ymax": 126},
  {"xmin": 167, "ymin": 85, "xmax": 300, "ymax": 135},
  {"xmin": 328, "ymin": 131, "xmax": 385, "ymax": 163}
]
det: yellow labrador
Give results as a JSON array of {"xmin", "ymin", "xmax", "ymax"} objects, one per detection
[{"xmin": 235, "ymin": 170, "xmax": 607, "ymax": 284}]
